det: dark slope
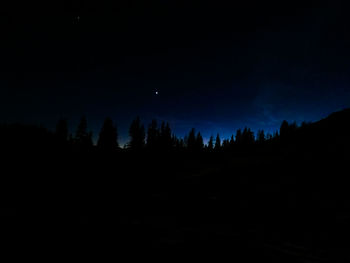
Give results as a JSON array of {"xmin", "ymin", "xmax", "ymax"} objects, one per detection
[{"xmin": 276, "ymin": 108, "xmax": 350, "ymax": 158}]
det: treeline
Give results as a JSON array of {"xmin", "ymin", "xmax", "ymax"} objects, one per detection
[{"xmin": 0, "ymin": 116, "xmax": 309, "ymax": 154}]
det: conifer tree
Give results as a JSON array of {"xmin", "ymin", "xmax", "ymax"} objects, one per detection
[
  {"xmin": 257, "ymin": 130, "xmax": 265, "ymax": 144},
  {"xmin": 214, "ymin": 133, "xmax": 221, "ymax": 151},
  {"xmin": 147, "ymin": 119, "xmax": 159, "ymax": 150},
  {"xmin": 235, "ymin": 129, "xmax": 242, "ymax": 145},
  {"xmin": 229, "ymin": 135, "xmax": 235, "ymax": 150},
  {"xmin": 97, "ymin": 117, "xmax": 119, "ymax": 151},
  {"xmin": 75, "ymin": 116, "xmax": 93, "ymax": 150},
  {"xmin": 187, "ymin": 128, "xmax": 196, "ymax": 151},
  {"xmin": 222, "ymin": 139, "xmax": 230, "ymax": 150},
  {"xmin": 207, "ymin": 135, "xmax": 214, "ymax": 151},
  {"xmin": 195, "ymin": 132, "xmax": 204, "ymax": 151},
  {"xmin": 280, "ymin": 120, "xmax": 289, "ymax": 139},
  {"xmin": 128, "ymin": 117, "xmax": 145, "ymax": 150},
  {"xmin": 160, "ymin": 122, "xmax": 173, "ymax": 150}
]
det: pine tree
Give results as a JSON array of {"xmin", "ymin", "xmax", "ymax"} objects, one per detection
[
  {"xmin": 187, "ymin": 128, "xmax": 196, "ymax": 151},
  {"xmin": 222, "ymin": 139, "xmax": 230, "ymax": 151},
  {"xmin": 195, "ymin": 132, "xmax": 204, "ymax": 151},
  {"xmin": 207, "ymin": 135, "xmax": 214, "ymax": 151},
  {"xmin": 242, "ymin": 127, "xmax": 254, "ymax": 145},
  {"xmin": 229, "ymin": 135, "xmax": 235, "ymax": 150},
  {"xmin": 280, "ymin": 120, "xmax": 289, "ymax": 139},
  {"xmin": 128, "ymin": 117, "xmax": 145, "ymax": 150},
  {"xmin": 235, "ymin": 129, "xmax": 242, "ymax": 145},
  {"xmin": 97, "ymin": 117, "xmax": 119, "ymax": 151},
  {"xmin": 75, "ymin": 116, "xmax": 93, "ymax": 150},
  {"xmin": 147, "ymin": 119, "xmax": 159, "ymax": 150},
  {"xmin": 214, "ymin": 133, "xmax": 221, "ymax": 151},
  {"xmin": 174, "ymin": 137, "xmax": 185, "ymax": 151},
  {"xmin": 172, "ymin": 134, "xmax": 180, "ymax": 151},
  {"xmin": 76, "ymin": 116, "xmax": 88, "ymax": 142},
  {"xmin": 257, "ymin": 129, "xmax": 265, "ymax": 144},
  {"xmin": 160, "ymin": 122, "xmax": 172, "ymax": 150}
]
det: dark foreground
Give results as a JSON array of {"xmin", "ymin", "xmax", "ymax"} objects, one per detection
[{"xmin": 2, "ymin": 150, "xmax": 349, "ymax": 262}]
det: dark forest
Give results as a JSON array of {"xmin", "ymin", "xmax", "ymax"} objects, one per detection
[{"xmin": 2, "ymin": 109, "xmax": 350, "ymax": 261}]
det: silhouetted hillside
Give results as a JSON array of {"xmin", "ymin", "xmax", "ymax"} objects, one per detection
[
  {"xmin": 278, "ymin": 108, "xmax": 350, "ymax": 158},
  {"xmin": 311, "ymin": 108, "xmax": 350, "ymax": 145}
]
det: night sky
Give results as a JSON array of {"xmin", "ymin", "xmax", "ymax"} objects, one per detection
[{"xmin": 1, "ymin": 1, "xmax": 350, "ymax": 144}]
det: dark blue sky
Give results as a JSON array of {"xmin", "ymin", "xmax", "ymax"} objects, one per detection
[{"xmin": 1, "ymin": 0, "xmax": 350, "ymax": 144}]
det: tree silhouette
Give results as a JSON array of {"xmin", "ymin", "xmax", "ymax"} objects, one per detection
[
  {"xmin": 195, "ymin": 132, "xmax": 204, "ymax": 151},
  {"xmin": 76, "ymin": 116, "xmax": 87, "ymax": 140},
  {"xmin": 97, "ymin": 117, "xmax": 119, "ymax": 152},
  {"xmin": 222, "ymin": 138, "xmax": 230, "ymax": 151},
  {"xmin": 280, "ymin": 120, "xmax": 289, "ymax": 139},
  {"xmin": 242, "ymin": 127, "xmax": 255, "ymax": 145},
  {"xmin": 266, "ymin": 133, "xmax": 273, "ymax": 141},
  {"xmin": 235, "ymin": 129, "xmax": 242, "ymax": 145},
  {"xmin": 301, "ymin": 121, "xmax": 308, "ymax": 129},
  {"xmin": 174, "ymin": 136, "xmax": 184, "ymax": 151},
  {"xmin": 187, "ymin": 128, "xmax": 196, "ymax": 151},
  {"xmin": 257, "ymin": 130, "xmax": 265, "ymax": 144},
  {"xmin": 207, "ymin": 135, "xmax": 214, "ymax": 151},
  {"xmin": 160, "ymin": 122, "xmax": 173, "ymax": 151},
  {"xmin": 214, "ymin": 133, "xmax": 221, "ymax": 151},
  {"xmin": 280, "ymin": 120, "xmax": 298, "ymax": 142},
  {"xmin": 229, "ymin": 135, "xmax": 235, "ymax": 151},
  {"xmin": 75, "ymin": 116, "xmax": 93, "ymax": 150},
  {"xmin": 147, "ymin": 119, "xmax": 159, "ymax": 151},
  {"xmin": 248, "ymin": 128, "xmax": 255, "ymax": 143},
  {"xmin": 128, "ymin": 117, "xmax": 145, "ymax": 150},
  {"xmin": 289, "ymin": 121, "xmax": 298, "ymax": 135}
]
